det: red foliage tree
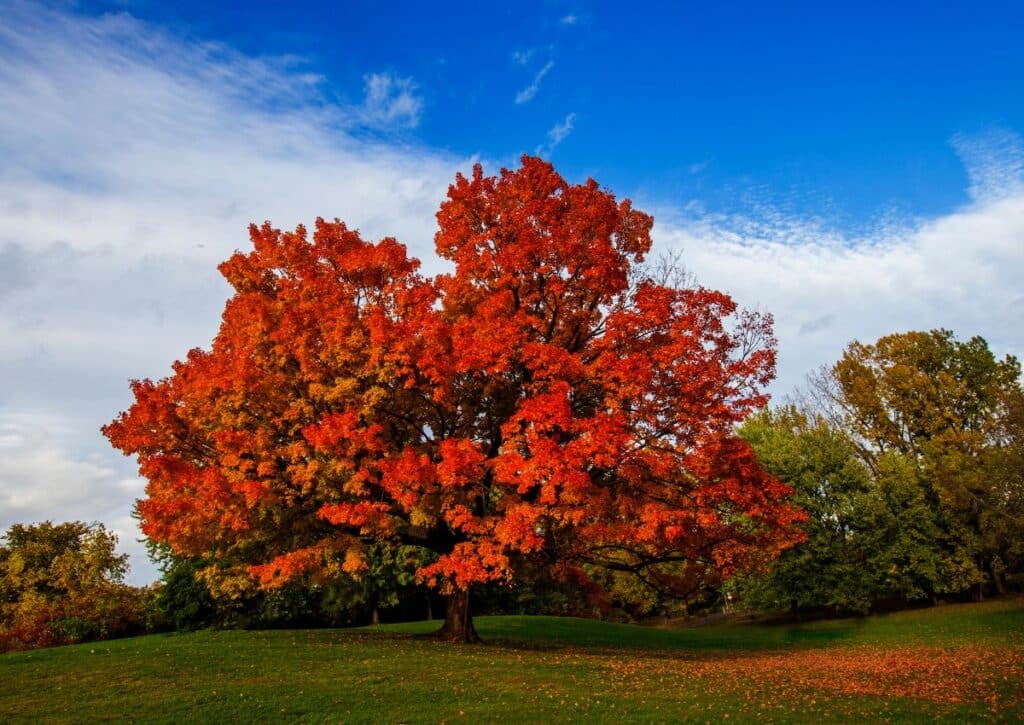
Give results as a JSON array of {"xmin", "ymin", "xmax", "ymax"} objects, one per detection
[{"xmin": 105, "ymin": 157, "xmax": 803, "ymax": 641}]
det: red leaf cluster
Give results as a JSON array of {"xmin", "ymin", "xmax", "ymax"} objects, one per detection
[{"xmin": 104, "ymin": 156, "xmax": 804, "ymax": 595}]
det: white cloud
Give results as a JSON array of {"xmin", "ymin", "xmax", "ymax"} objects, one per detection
[
  {"xmin": 535, "ymin": 112, "xmax": 576, "ymax": 157},
  {"xmin": 0, "ymin": 1, "xmax": 467, "ymax": 582},
  {"xmin": 688, "ymin": 160, "xmax": 710, "ymax": 175},
  {"xmin": 651, "ymin": 134, "xmax": 1024, "ymax": 398},
  {"xmin": 0, "ymin": 416, "xmax": 140, "ymax": 518},
  {"xmin": 0, "ymin": 414, "xmax": 148, "ymax": 576},
  {"xmin": 560, "ymin": 14, "xmax": 578, "ymax": 26},
  {"xmin": 360, "ymin": 72, "xmax": 423, "ymax": 128},
  {"xmin": 515, "ymin": 60, "xmax": 554, "ymax": 104},
  {"xmin": 950, "ymin": 128, "xmax": 1024, "ymax": 202},
  {"xmin": 512, "ymin": 49, "xmax": 535, "ymax": 66}
]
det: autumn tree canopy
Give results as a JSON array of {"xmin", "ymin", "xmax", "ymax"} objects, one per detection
[
  {"xmin": 817, "ymin": 330, "xmax": 1024, "ymax": 596},
  {"xmin": 738, "ymin": 330, "xmax": 1024, "ymax": 616},
  {"xmin": 105, "ymin": 157, "xmax": 803, "ymax": 641},
  {"xmin": 0, "ymin": 521, "xmax": 146, "ymax": 651}
]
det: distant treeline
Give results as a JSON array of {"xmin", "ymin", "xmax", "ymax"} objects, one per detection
[{"xmin": 730, "ymin": 329, "xmax": 1023, "ymax": 615}]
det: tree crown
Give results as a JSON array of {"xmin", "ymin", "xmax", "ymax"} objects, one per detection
[{"xmin": 105, "ymin": 156, "xmax": 803, "ymax": 599}]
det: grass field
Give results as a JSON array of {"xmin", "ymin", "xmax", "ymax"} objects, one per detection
[{"xmin": 2, "ymin": 597, "xmax": 1022, "ymax": 723}]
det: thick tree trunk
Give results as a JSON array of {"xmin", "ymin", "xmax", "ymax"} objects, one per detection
[{"xmin": 435, "ymin": 588, "xmax": 481, "ymax": 643}]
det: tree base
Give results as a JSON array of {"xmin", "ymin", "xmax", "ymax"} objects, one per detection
[
  {"xmin": 434, "ymin": 587, "xmax": 482, "ymax": 643},
  {"xmin": 433, "ymin": 621, "xmax": 482, "ymax": 643}
]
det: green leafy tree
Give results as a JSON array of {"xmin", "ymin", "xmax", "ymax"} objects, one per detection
[
  {"xmin": 980, "ymin": 387, "xmax": 1024, "ymax": 589},
  {"xmin": 737, "ymin": 407, "xmax": 876, "ymax": 613},
  {"xmin": 811, "ymin": 329, "xmax": 1024, "ymax": 597},
  {"xmin": 320, "ymin": 544, "xmax": 433, "ymax": 625},
  {"xmin": 151, "ymin": 541, "xmax": 434, "ymax": 630},
  {"xmin": 0, "ymin": 521, "xmax": 149, "ymax": 651},
  {"xmin": 153, "ymin": 554, "xmax": 220, "ymax": 630},
  {"xmin": 858, "ymin": 451, "xmax": 945, "ymax": 603}
]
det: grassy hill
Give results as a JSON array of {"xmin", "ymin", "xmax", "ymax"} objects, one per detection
[{"xmin": 2, "ymin": 598, "xmax": 1022, "ymax": 722}]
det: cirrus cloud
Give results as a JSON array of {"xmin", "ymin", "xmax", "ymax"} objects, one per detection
[
  {"xmin": 515, "ymin": 60, "xmax": 555, "ymax": 104},
  {"xmin": 652, "ymin": 134, "xmax": 1024, "ymax": 397}
]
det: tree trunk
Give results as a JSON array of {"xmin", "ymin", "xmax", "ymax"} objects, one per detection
[
  {"xmin": 426, "ymin": 596, "xmax": 433, "ymax": 621},
  {"xmin": 371, "ymin": 606, "xmax": 380, "ymax": 625},
  {"xmin": 991, "ymin": 563, "xmax": 1007, "ymax": 596},
  {"xmin": 435, "ymin": 587, "xmax": 481, "ymax": 643}
]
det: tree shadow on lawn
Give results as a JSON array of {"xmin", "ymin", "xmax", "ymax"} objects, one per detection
[{"xmin": 359, "ymin": 617, "xmax": 863, "ymax": 660}]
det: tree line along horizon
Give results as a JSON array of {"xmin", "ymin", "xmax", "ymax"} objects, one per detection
[{"xmin": 2, "ymin": 157, "xmax": 1021, "ymax": 651}]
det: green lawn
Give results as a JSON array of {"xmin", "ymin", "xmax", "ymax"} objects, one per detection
[{"xmin": 2, "ymin": 598, "xmax": 1022, "ymax": 723}]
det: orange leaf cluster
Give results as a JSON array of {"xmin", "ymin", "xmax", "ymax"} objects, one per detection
[{"xmin": 104, "ymin": 156, "xmax": 804, "ymax": 595}]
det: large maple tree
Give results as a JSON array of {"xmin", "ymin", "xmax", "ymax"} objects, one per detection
[{"xmin": 105, "ymin": 157, "xmax": 803, "ymax": 641}]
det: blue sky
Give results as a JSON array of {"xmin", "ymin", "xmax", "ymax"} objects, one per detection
[
  {"xmin": 1, "ymin": 0, "xmax": 1022, "ymax": 581},
  {"xmin": 79, "ymin": 0, "xmax": 1024, "ymax": 226}
]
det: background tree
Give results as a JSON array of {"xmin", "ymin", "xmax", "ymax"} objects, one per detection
[
  {"xmin": 105, "ymin": 156, "xmax": 803, "ymax": 642},
  {"xmin": 152, "ymin": 553, "xmax": 220, "ymax": 631},
  {"xmin": 735, "ymin": 330, "xmax": 1023, "ymax": 614},
  {"xmin": 319, "ymin": 543, "xmax": 434, "ymax": 625},
  {"xmin": 980, "ymin": 385, "xmax": 1024, "ymax": 590},
  {"xmin": 736, "ymin": 407, "xmax": 876, "ymax": 613},
  {"xmin": 152, "ymin": 542, "xmax": 433, "ymax": 630},
  {"xmin": 0, "ymin": 521, "xmax": 149, "ymax": 651},
  {"xmin": 792, "ymin": 329, "xmax": 1024, "ymax": 602}
]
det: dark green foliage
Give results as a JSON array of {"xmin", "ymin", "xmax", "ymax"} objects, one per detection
[
  {"xmin": 150, "ymin": 543, "xmax": 437, "ymax": 631},
  {"xmin": 319, "ymin": 544, "xmax": 433, "ymax": 625},
  {"xmin": 737, "ymin": 408, "xmax": 877, "ymax": 613},
  {"xmin": 736, "ymin": 330, "xmax": 1024, "ymax": 614},
  {"xmin": 155, "ymin": 557, "xmax": 219, "ymax": 631},
  {"xmin": 474, "ymin": 567, "xmax": 607, "ymax": 619}
]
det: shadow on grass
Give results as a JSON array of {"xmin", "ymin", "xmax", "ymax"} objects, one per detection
[
  {"xmin": 294, "ymin": 597, "xmax": 1024, "ymax": 660},
  {"xmin": 356, "ymin": 615, "xmax": 864, "ymax": 659}
]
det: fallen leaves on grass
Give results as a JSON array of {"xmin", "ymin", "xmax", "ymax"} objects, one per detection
[{"xmin": 602, "ymin": 643, "xmax": 1024, "ymax": 707}]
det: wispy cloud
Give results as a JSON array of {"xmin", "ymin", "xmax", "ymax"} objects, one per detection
[
  {"xmin": 360, "ymin": 72, "xmax": 423, "ymax": 128},
  {"xmin": 950, "ymin": 128, "xmax": 1024, "ymax": 202},
  {"xmin": 515, "ymin": 60, "xmax": 554, "ymax": 104},
  {"xmin": 511, "ymin": 49, "xmax": 535, "ymax": 66},
  {"xmin": 536, "ymin": 112, "xmax": 576, "ymax": 156},
  {"xmin": 0, "ymin": 415, "xmax": 143, "ymax": 545},
  {"xmin": 652, "ymin": 130, "xmax": 1024, "ymax": 396},
  {"xmin": 0, "ymin": 0, "xmax": 466, "ymax": 582},
  {"xmin": 688, "ymin": 160, "xmax": 710, "ymax": 175},
  {"xmin": 560, "ymin": 14, "xmax": 578, "ymax": 26}
]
